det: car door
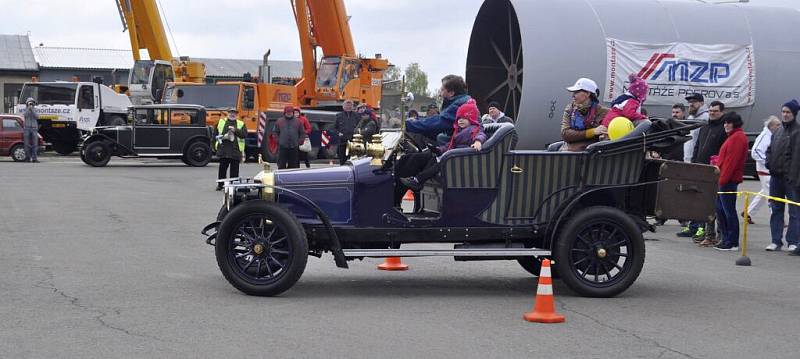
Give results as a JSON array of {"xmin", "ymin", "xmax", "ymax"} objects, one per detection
[
  {"xmin": 76, "ymin": 84, "xmax": 100, "ymax": 131},
  {"xmin": 168, "ymin": 108, "xmax": 201, "ymax": 152},
  {"xmin": 134, "ymin": 108, "xmax": 170, "ymax": 150},
  {"xmin": 1, "ymin": 118, "xmax": 23, "ymax": 154}
]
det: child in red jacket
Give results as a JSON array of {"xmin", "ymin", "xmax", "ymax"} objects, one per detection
[
  {"xmin": 601, "ymin": 74, "xmax": 651, "ymax": 140},
  {"xmin": 714, "ymin": 112, "xmax": 748, "ymax": 250}
]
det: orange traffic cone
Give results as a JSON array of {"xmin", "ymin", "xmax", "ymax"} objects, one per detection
[
  {"xmin": 523, "ymin": 259, "xmax": 565, "ymax": 323},
  {"xmin": 378, "ymin": 257, "xmax": 409, "ymax": 271},
  {"xmin": 401, "ymin": 190, "xmax": 415, "ymax": 214}
]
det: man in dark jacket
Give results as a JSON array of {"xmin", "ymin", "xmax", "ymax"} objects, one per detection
[
  {"xmin": 766, "ymin": 99, "xmax": 800, "ymax": 254},
  {"xmin": 691, "ymin": 101, "xmax": 728, "ymax": 246},
  {"xmin": 692, "ymin": 101, "xmax": 727, "ymax": 165},
  {"xmin": 275, "ymin": 105, "xmax": 307, "ymax": 169},
  {"xmin": 335, "ymin": 99, "xmax": 358, "ymax": 165},
  {"xmin": 215, "ymin": 109, "xmax": 247, "ymax": 190},
  {"xmin": 406, "ymin": 75, "xmax": 472, "ymax": 143}
]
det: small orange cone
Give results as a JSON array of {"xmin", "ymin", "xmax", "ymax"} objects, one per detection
[
  {"xmin": 523, "ymin": 259, "xmax": 565, "ymax": 323},
  {"xmin": 378, "ymin": 257, "xmax": 409, "ymax": 271},
  {"xmin": 403, "ymin": 189, "xmax": 414, "ymax": 201}
]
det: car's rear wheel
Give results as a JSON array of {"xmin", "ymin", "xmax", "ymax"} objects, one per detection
[
  {"xmin": 82, "ymin": 141, "xmax": 111, "ymax": 167},
  {"xmin": 10, "ymin": 144, "xmax": 27, "ymax": 162},
  {"xmin": 554, "ymin": 206, "xmax": 645, "ymax": 298},
  {"xmin": 215, "ymin": 201, "xmax": 308, "ymax": 296},
  {"xmin": 183, "ymin": 141, "xmax": 211, "ymax": 167}
]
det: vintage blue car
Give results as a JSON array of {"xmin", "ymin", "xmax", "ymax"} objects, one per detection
[{"xmin": 203, "ymin": 122, "xmax": 716, "ymax": 297}]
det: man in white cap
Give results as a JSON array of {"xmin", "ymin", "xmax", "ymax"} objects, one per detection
[{"xmin": 559, "ymin": 78, "xmax": 609, "ymax": 151}]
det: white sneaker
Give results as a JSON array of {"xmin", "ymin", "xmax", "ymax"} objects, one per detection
[
  {"xmin": 788, "ymin": 244, "xmax": 798, "ymax": 252},
  {"xmin": 765, "ymin": 243, "xmax": 782, "ymax": 251}
]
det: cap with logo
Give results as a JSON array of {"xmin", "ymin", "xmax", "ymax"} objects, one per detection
[
  {"xmin": 566, "ymin": 78, "xmax": 599, "ymax": 94},
  {"xmin": 685, "ymin": 93, "xmax": 704, "ymax": 102}
]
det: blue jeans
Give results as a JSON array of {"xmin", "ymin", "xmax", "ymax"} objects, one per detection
[
  {"xmin": 769, "ymin": 175, "xmax": 800, "ymax": 246},
  {"xmin": 716, "ymin": 183, "xmax": 739, "ymax": 246},
  {"xmin": 23, "ymin": 128, "xmax": 38, "ymax": 161}
]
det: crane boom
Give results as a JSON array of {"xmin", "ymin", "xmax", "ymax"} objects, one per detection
[
  {"xmin": 116, "ymin": 0, "xmax": 205, "ymax": 104},
  {"xmin": 116, "ymin": 0, "xmax": 173, "ymax": 61}
]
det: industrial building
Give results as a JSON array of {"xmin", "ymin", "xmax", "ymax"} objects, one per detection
[{"xmin": 0, "ymin": 34, "xmax": 301, "ymax": 113}]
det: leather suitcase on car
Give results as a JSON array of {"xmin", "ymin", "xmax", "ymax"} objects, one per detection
[{"xmin": 653, "ymin": 160, "xmax": 719, "ymax": 222}]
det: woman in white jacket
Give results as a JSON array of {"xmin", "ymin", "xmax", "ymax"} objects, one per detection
[{"xmin": 747, "ymin": 116, "xmax": 782, "ymax": 223}]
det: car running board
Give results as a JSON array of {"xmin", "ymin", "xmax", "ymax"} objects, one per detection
[{"xmin": 341, "ymin": 248, "xmax": 551, "ymax": 258}]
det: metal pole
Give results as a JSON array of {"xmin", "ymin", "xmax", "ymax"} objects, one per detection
[
  {"xmin": 400, "ymin": 75, "xmax": 407, "ymax": 140},
  {"xmin": 736, "ymin": 192, "xmax": 752, "ymax": 266}
]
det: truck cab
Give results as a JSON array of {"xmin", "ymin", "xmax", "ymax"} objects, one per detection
[
  {"xmin": 163, "ymin": 82, "xmax": 259, "ymax": 130},
  {"xmin": 14, "ymin": 81, "xmax": 132, "ymax": 155},
  {"xmin": 313, "ymin": 56, "xmax": 386, "ymax": 109},
  {"xmin": 127, "ymin": 60, "xmax": 175, "ymax": 105}
]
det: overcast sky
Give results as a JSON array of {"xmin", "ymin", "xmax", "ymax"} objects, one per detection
[{"xmin": 1, "ymin": 0, "xmax": 797, "ymax": 92}]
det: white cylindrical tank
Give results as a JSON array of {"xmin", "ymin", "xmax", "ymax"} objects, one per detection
[{"xmin": 466, "ymin": 0, "xmax": 800, "ymax": 150}]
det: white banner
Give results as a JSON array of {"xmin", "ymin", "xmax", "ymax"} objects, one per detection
[{"xmin": 605, "ymin": 38, "xmax": 756, "ymax": 107}]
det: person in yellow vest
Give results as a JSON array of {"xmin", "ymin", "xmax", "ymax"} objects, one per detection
[{"xmin": 214, "ymin": 109, "xmax": 246, "ymax": 191}]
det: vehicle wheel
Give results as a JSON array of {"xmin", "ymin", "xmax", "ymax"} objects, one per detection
[
  {"xmin": 183, "ymin": 141, "xmax": 211, "ymax": 167},
  {"xmin": 10, "ymin": 144, "xmax": 28, "ymax": 162},
  {"xmin": 215, "ymin": 201, "xmax": 308, "ymax": 296},
  {"xmin": 517, "ymin": 257, "xmax": 559, "ymax": 278},
  {"xmin": 108, "ymin": 115, "xmax": 126, "ymax": 126},
  {"xmin": 262, "ymin": 121, "xmax": 278, "ymax": 163},
  {"xmin": 52, "ymin": 141, "xmax": 76, "ymax": 155},
  {"xmin": 554, "ymin": 206, "xmax": 645, "ymax": 298},
  {"xmin": 82, "ymin": 141, "xmax": 111, "ymax": 167}
]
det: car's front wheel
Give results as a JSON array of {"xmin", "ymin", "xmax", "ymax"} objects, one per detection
[
  {"xmin": 215, "ymin": 201, "xmax": 308, "ymax": 296},
  {"xmin": 554, "ymin": 206, "xmax": 645, "ymax": 298},
  {"xmin": 81, "ymin": 141, "xmax": 111, "ymax": 167},
  {"xmin": 10, "ymin": 144, "xmax": 27, "ymax": 162}
]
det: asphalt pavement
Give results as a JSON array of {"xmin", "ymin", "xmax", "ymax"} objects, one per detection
[{"xmin": 1, "ymin": 154, "xmax": 799, "ymax": 359}]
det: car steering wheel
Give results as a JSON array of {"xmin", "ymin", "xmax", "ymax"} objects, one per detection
[{"xmin": 378, "ymin": 134, "xmax": 422, "ymax": 173}]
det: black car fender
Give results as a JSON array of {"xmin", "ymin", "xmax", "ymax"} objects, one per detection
[
  {"xmin": 82, "ymin": 132, "xmax": 133, "ymax": 156},
  {"xmin": 544, "ymin": 180, "xmax": 663, "ymax": 249}
]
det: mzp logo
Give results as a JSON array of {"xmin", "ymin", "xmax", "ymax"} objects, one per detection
[{"xmin": 638, "ymin": 53, "xmax": 730, "ymax": 84}]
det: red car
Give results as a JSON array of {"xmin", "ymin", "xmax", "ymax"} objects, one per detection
[{"xmin": 0, "ymin": 114, "xmax": 44, "ymax": 162}]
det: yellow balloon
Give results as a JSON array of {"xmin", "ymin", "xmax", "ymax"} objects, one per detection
[{"xmin": 608, "ymin": 116, "xmax": 634, "ymax": 140}]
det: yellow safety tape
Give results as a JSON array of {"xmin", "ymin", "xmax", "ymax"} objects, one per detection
[{"xmin": 717, "ymin": 191, "xmax": 800, "ymax": 207}]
